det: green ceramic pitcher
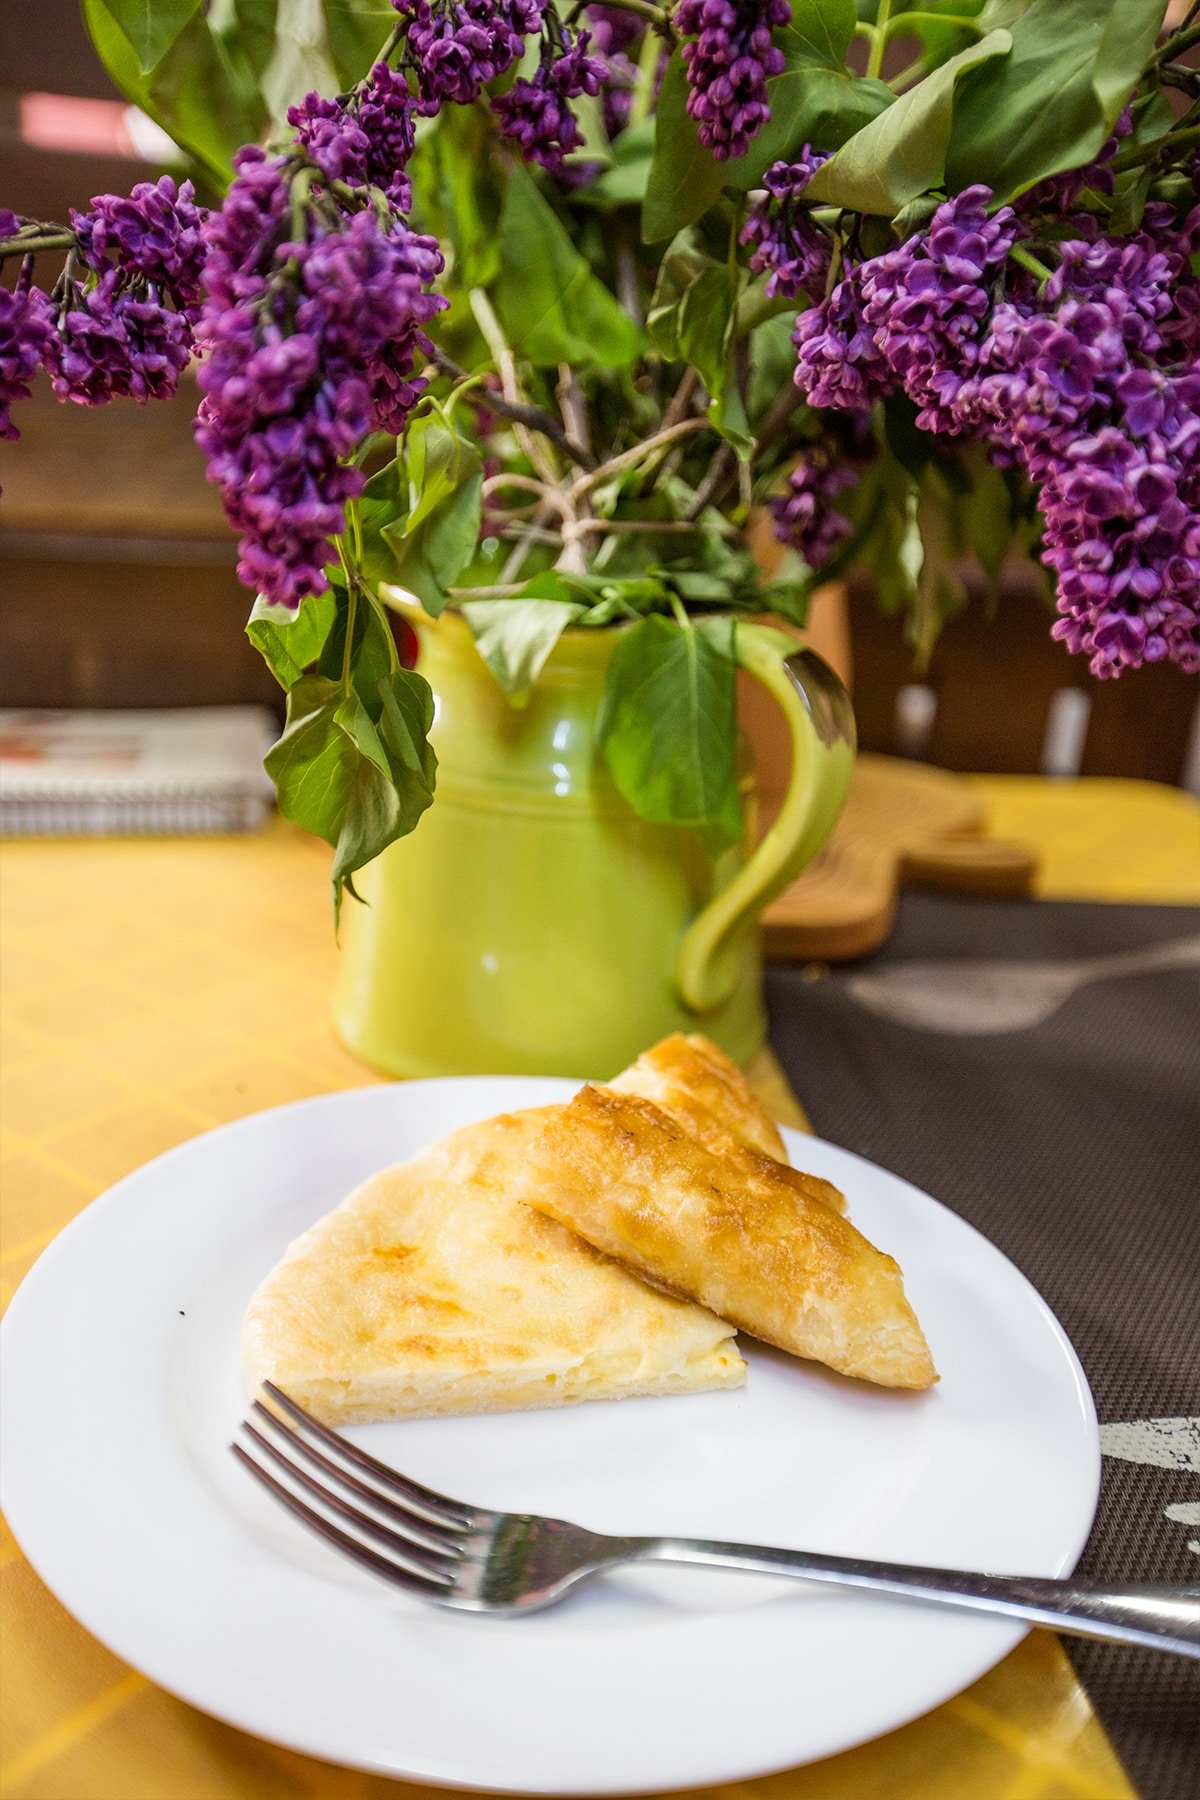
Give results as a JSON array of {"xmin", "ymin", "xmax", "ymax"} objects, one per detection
[{"xmin": 333, "ymin": 597, "xmax": 854, "ymax": 1078}]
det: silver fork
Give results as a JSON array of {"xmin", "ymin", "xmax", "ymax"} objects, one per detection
[{"xmin": 233, "ymin": 1384, "xmax": 1200, "ymax": 1657}]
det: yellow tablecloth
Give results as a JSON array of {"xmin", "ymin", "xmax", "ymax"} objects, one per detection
[{"xmin": 4, "ymin": 774, "xmax": 1196, "ymax": 1800}]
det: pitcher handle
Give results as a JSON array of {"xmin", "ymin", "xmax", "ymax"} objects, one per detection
[{"xmin": 676, "ymin": 624, "xmax": 855, "ymax": 1015}]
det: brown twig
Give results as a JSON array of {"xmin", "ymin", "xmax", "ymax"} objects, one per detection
[
  {"xmin": 432, "ymin": 348, "xmax": 597, "ymax": 470},
  {"xmin": 684, "ymin": 443, "xmax": 736, "ymax": 520},
  {"xmin": 568, "ymin": 416, "xmax": 710, "ymax": 501}
]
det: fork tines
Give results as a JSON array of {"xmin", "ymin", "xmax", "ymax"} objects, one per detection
[{"xmin": 232, "ymin": 1383, "xmax": 471, "ymax": 1600}]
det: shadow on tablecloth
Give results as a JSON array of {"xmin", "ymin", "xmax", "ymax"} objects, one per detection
[{"xmin": 767, "ymin": 894, "xmax": 1200, "ymax": 1800}]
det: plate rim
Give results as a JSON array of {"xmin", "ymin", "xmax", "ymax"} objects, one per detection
[{"xmin": 0, "ymin": 1075, "xmax": 1101, "ymax": 1794}]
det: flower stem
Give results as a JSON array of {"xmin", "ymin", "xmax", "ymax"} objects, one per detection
[
  {"xmin": 1009, "ymin": 243, "xmax": 1054, "ymax": 284},
  {"xmin": 1109, "ymin": 122, "xmax": 1200, "ymax": 173},
  {"xmin": 339, "ymin": 562, "xmax": 358, "ymax": 695},
  {"xmin": 1152, "ymin": 19, "xmax": 1200, "ymax": 64},
  {"xmin": 866, "ymin": 0, "xmax": 894, "ymax": 80},
  {"xmin": 628, "ymin": 18, "xmax": 664, "ymax": 130},
  {"xmin": 888, "ymin": 53, "xmax": 928, "ymax": 93},
  {"xmin": 0, "ymin": 231, "xmax": 75, "ymax": 257},
  {"xmin": 431, "ymin": 348, "xmax": 596, "ymax": 470}
]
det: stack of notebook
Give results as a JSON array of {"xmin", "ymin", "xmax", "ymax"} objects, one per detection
[{"xmin": 0, "ymin": 706, "xmax": 278, "ymax": 836}]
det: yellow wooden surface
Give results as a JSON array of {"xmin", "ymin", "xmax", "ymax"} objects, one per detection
[
  {"xmin": 4, "ymin": 776, "xmax": 1184, "ymax": 1800},
  {"xmin": 970, "ymin": 776, "xmax": 1200, "ymax": 906}
]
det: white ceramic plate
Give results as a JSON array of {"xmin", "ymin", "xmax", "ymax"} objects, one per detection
[{"xmin": 0, "ymin": 1077, "xmax": 1099, "ymax": 1794}]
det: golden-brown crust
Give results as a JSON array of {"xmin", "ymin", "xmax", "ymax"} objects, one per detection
[
  {"xmin": 606, "ymin": 1034, "xmax": 847, "ymax": 1213},
  {"xmin": 242, "ymin": 1106, "xmax": 745, "ymax": 1423},
  {"xmin": 522, "ymin": 1086, "xmax": 937, "ymax": 1390},
  {"xmin": 608, "ymin": 1033, "xmax": 786, "ymax": 1160}
]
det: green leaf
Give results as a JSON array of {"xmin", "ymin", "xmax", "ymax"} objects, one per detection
[
  {"xmin": 643, "ymin": 25, "xmax": 891, "ymax": 233},
  {"xmin": 84, "ymin": 0, "xmax": 270, "ymax": 186},
  {"xmin": 646, "ymin": 231, "xmax": 714, "ymax": 360},
  {"xmin": 323, "ymin": 0, "xmax": 396, "ymax": 86},
  {"xmin": 317, "ymin": 578, "xmax": 396, "ymax": 696},
  {"xmin": 411, "ymin": 105, "xmax": 504, "ymax": 291},
  {"xmin": 806, "ymin": 30, "xmax": 1013, "ymax": 215},
  {"xmin": 718, "ymin": 0, "xmax": 892, "ymax": 191},
  {"xmin": 246, "ymin": 589, "xmax": 338, "ymax": 687},
  {"xmin": 678, "ymin": 264, "xmax": 737, "ymax": 398},
  {"xmin": 599, "ymin": 613, "xmax": 742, "ymax": 850},
  {"xmin": 496, "ymin": 163, "xmax": 646, "ymax": 367},
  {"xmin": 911, "ymin": 471, "xmax": 968, "ymax": 665},
  {"xmin": 944, "ymin": 0, "xmax": 1168, "ymax": 203},
  {"xmin": 328, "ymin": 669, "xmax": 437, "ymax": 909},
  {"xmin": 265, "ymin": 675, "xmax": 361, "ymax": 850},
  {"xmin": 784, "ymin": 0, "xmax": 858, "ymax": 66},
  {"xmin": 642, "ymin": 56, "xmax": 726, "ymax": 243},
  {"xmin": 884, "ymin": 0, "xmax": 987, "ymax": 64},
  {"xmin": 957, "ymin": 454, "xmax": 1016, "ymax": 584},
  {"xmin": 357, "ymin": 456, "xmax": 408, "ymax": 586},
  {"xmin": 101, "ymin": 0, "xmax": 202, "ymax": 72},
  {"xmin": 882, "ymin": 393, "xmax": 933, "ymax": 482},
  {"xmin": 459, "ymin": 596, "xmax": 588, "ymax": 704},
  {"xmin": 1108, "ymin": 91, "xmax": 1176, "ymax": 235},
  {"xmin": 256, "ymin": 0, "xmax": 340, "ymax": 127},
  {"xmin": 574, "ymin": 121, "xmax": 656, "ymax": 207},
  {"xmin": 721, "ymin": 71, "xmax": 894, "ymax": 191},
  {"xmin": 266, "ymin": 663, "xmax": 437, "ymax": 919},
  {"xmin": 380, "ymin": 418, "xmax": 483, "ymax": 614}
]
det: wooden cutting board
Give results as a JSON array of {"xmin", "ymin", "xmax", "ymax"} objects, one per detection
[{"xmin": 763, "ymin": 754, "xmax": 1039, "ymax": 963}]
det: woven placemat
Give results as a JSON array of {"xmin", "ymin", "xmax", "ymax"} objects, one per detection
[{"xmin": 767, "ymin": 895, "xmax": 1200, "ymax": 1800}]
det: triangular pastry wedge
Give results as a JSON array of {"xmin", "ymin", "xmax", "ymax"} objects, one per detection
[
  {"xmin": 242, "ymin": 1105, "xmax": 745, "ymax": 1424},
  {"xmin": 521, "ymin": 1084, "xmax": 937, "ymax": 1391},
  {"xmin": 609, "ymin": 1034, "xmax": 847, "ymax": 1213}
]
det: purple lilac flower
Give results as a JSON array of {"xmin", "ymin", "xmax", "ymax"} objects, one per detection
[
  {"xmin": 792, "ymin": 266, "xmax": 892, "ymax": 411},
  {"xmin": 288, "ymin": 63, "xmax": 418, "ymax": 212},
  {"xmin": 1021, "ymin": 106, "xmax": 1132, "ymax": 233},
  {"xmin": 0, "ymin": 270, "xmax": 53, "ymax": 439},
  {"xmin": 0, "ymin": 208, "xmax": 21, "ymax": 241},
  {"xmin": 71, "ymin": 175, "xmax": 207, "ymax": 315},
  {"xmin": 492, "ymin": 27, "xmax": 606, "ymax": 171},
  {"xmin": 673, "ymin": 0, "xmax": 789, "ymax": 160},
  {"xmin": 585, "ymin": 2, "xmax": 645, "ymax": 135},
  {"xmin": 194, "ymin": 148, "xmax": 445, "ymax": 608},
  {"xmin": 47, "ymin": 269, "xmax": 192, "ymax": 406},
  {"xmin": 792, "ymin": 180, "xmax": 1200, "ymax": 676},
  {"xmin": 741, "ymin": 151, "xmax": 831, "ymax": 300},
  {"xmin": 586, "ymin": 3, "xmax": 640, "ymax": 55},
  {"xmin": 398, "ymin": 0, "xmax": 544, "ymax": 109},
  {"xmin": 287, "ymin": 93, "xmax": 374, "ymax": 185},
  {"xmin": 771, "ymin": 455, "xmax": 857, "ymax": 569},
  {"xmin": 858, "ymin": 186, "xmax": 1021, "ymax": 433}
]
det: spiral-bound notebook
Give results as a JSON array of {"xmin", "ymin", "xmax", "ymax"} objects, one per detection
[{"xmin": 0, "ymin": 707, "xmax": 278, "ymax": 836}]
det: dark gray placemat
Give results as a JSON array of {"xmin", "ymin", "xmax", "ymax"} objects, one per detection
[{"xmin": 767, "ymin": 895, "xmax": 1200, "ymax": 1800}]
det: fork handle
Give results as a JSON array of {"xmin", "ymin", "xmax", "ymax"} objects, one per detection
[{"xmin": 637, "ymin": 1540, "xmax": 1200, "ymax": 1658}]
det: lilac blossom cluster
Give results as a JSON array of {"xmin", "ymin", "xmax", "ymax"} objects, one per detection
[
  {"xmin": 194, "ymin": 146, "xmax": 445, "ymax": 608},
  {"xmin": 288, "ymin": 62, "xmax": 418, "ymax": 212},
  {"xmin": 398, "ymin": 0, "xmax": 544, "ymax": 108},
  {"xmin": 673, "ymin": 0, "xmax": 789, "ymax": 160},
  {"xmin": 71, "ymin": 175, "xmax": 207, "ymax": 316},
  {"xmin": 741, "ymin": 151, "xmax": 831, "ymax": 299},
  {"xmin": 789, "ymin": 186, "xmax": 1200, "ymax": 677},
  {"xmin": 771, "ymin": 455, "xmax": 857, "ymax": 570},
  {"xmin": 587, "ymin": 3, "xmax": 644, "ymax": 137},
  {"xmin": 0, "ymin": 177, "xmax": 207, "ymax": 432},
  {"xmin": 0, "ymin": 261, "xmax": 52, "ymax": 441},
  {"xmin": 771, "ymin": 411, "xmax": 874, "ymax": 570},
  {"xmin": 48, "ymin": 272, "xmax": 193, "ymax": 405},
  {"xmin": 493, "ymin": 26, "xmax": 607, "ymax": 171}
]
